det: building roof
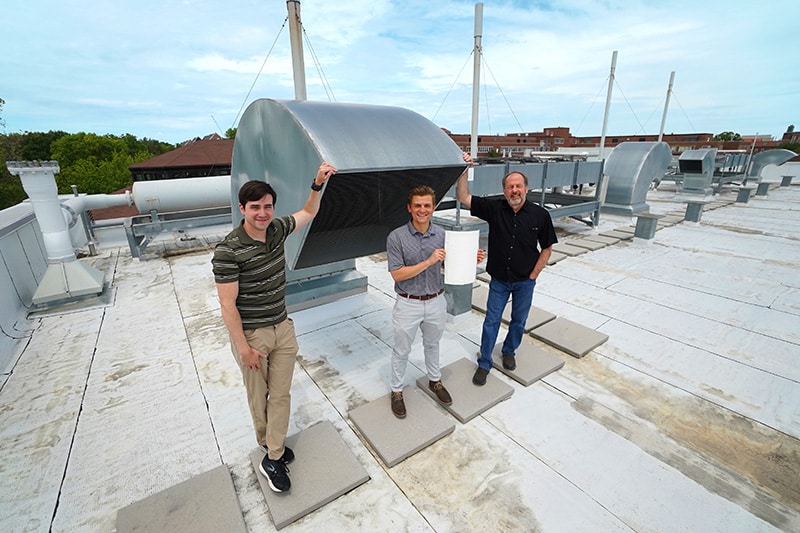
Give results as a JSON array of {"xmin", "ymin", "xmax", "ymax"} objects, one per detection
[{"xmin": 129, "ymin": 136, "xmax": 233, "ymax": 171}]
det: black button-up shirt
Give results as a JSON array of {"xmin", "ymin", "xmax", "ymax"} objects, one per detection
[{"xmin": 471, "ymin": 196, "xmax": 557, "ymax": 282}]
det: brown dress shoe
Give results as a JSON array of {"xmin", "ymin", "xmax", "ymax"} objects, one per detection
[
  {"xmin": 391, "ymin": 391, "xmax": 406, "ymax": 418},
  {"xmin": 428, "ymin": 380, "xmax": 453, "ymax": 406}
]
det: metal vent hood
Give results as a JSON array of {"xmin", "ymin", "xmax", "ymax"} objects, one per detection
[
  {"xmin": 601, "ymin": 141, "xmax": 672, "ymax": 216},
  {"xmin": 231, "ymin": 98, "xmax": 466, "ymax": 270}
]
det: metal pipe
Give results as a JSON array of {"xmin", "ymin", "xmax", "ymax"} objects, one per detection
[
  {"xmin": 129, "ymin": 175, "xmax": 230, "ymax": 214},
  {"xmin": 658, "ymin": 71, "xmax": 675, "ymax": 143},
  {"xmin": 470, "ymin": 3, "xmax": 483, "ymax": 161},
  {"xmin": 287, "ymin": 1, "xmax": 307, "ymax": 101},
  {"xmin": 598, "ymin": 50, "xmax": 617, "ymax": 160},
  {"xmin": 459, "ymin": 2, "xmax": 483, "ymax": 228}
]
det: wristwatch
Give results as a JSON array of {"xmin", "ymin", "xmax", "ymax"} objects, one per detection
[{"xmin": 310, "ymin": 180, "xmax": 324, "ymax": 192}]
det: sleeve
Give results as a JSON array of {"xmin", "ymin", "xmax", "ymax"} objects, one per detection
[
  {"xmin": 386, "ymin": 230, "xmax": 405, "ymax": 272},
  {"xmin": 538, "ymin": 211, "xmax": 558, "ymax": 249},
  {"xmin": 469, "ymin": 195, "xmax": 490, "ymax": 221},
  {"xmin": 212, "ymin": 242, "xmax": 239, "ymax": 284}
]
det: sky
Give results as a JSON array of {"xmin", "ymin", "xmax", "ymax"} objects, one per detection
[{"xmin": 2, "ymin": 0, "xmax": 798, "ymax": 145}]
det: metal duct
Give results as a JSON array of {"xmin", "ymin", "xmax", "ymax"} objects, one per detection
[
  {"xmin": 6, "ymin": 161, "xmax": 104, "ymax": 305},
  {"xmin": 232, "ymin": 99, "xmax": 466, "ymax": 270},
  {"xmin": 748, "ymin": 149, "xmax": 797, "ymax": 178},
  {"xmin": 130, "ymin": 175, "xmax": 230, "ymax": 214},
  {"xmin": 678, "ymin": 148, "xmax": 717, "ymax": 195},
  {"xmin": 601, "ymin": 142, "xmax": 672, "ymax": 216}
]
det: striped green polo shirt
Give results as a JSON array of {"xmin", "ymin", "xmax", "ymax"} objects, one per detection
[{"xmin": 212, "ymin": 215, "xmax": 296, "ymax": 329}]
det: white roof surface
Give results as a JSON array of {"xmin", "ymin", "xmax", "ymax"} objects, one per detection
[{"xmin": 1, "ymin": 183, "xmax": 798, "ymax": 532}]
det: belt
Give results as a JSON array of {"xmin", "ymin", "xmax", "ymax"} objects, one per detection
[{"xmin": 397, "ymin": 289, "xmax": 444, "ymax": 301}]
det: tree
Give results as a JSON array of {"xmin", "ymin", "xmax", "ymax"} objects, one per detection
[
  {"xmin": 20, "ymin": 130, "xmax": 68, "ymax": 160},
  {"xmin": 1, "ymin": 131, "xmax": 175, "ymax": 209},
  {"xmin": 225, "ymin": 127, "xmax": 237, "ymax": 139},
  {"xmin": 713, "ymin": 131, "xmax": 742, "ymax": 141},
  {"xmin": 777, "ymin": 141, "xmax": 800, "ymax": 154},
  {"xmin": 0, "ymin": 132, "xmax": 25, "ymax": 208},
  {"xmin": 50, "ymin": 132, "xmax": 129, "ymax": 169}
]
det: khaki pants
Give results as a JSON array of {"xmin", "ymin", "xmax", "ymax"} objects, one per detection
[{"xmin": 231, "ymin": 318, "xmax": 298, "ymax": 460}]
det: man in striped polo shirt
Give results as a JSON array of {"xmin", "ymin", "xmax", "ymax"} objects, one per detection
[{"xmin": 212, "ymin": 161, "xmax": 335, "ymax": 493}]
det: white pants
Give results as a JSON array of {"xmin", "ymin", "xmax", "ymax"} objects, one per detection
[{"xmin": 390, "ymin": 294, "xmax": 446, "ymax": 392}]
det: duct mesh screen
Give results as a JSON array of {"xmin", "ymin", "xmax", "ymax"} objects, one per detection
[{"xmin": 295, "ymin": 167, "xmax": 462, "ymax": 269}]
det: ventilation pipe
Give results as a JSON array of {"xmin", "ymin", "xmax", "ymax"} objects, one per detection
[{"xmin": 6, "ymin": 161, "xmax": 105, "ymax": 306}]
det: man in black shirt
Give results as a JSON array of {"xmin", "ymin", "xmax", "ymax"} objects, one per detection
[{"xmin": 456, "ymin": 156, "xmax": 557, "ymax": 385}]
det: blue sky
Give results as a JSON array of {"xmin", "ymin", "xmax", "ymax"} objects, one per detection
[{"xmin": 2, "ymin": 0, "xmax": 798, "ymax": 145}]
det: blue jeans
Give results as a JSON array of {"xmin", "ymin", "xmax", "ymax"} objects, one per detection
[{"xmin": 478, "ymin": 277, "xmax": 536, "ymax": 370}]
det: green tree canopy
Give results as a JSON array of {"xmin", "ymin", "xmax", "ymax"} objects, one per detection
[
  {"xmin": 714, "ymin": 131, "xmax": 742, "ymax": 141},
  {"xmin": 777, "ymin": 141, "xmax": 800, "ymax": 154},
  {"xmin": 20, "ymin": 130, "xmax": 68, "ymax": 160},
  {"xmin": 1, "ymin": 131, "xmax": 176, "ymax": 209}
]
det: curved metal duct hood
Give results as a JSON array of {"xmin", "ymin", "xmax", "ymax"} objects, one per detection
[
  {"xmin": 601, "ymin": 142, "xmax": 672, "ymax": 215},
  {"xmin": 231, "ymin": 99, "xmax": 466, "ymax": 270},
  {"xmin": 748, "ymin": 149, "xmax": 797, "ymax": 178}
]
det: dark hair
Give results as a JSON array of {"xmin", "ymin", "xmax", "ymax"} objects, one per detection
[
  {"xmin": 238, "ymin": 180, "xmax": 277, "ymax": 207},
  {"xmin": 502, "ymin": 171, "xmax": 528, "ymax": 188},
  {"xmin": 407, "ymin": 185, "xmax": 436, "ymax": 205}
]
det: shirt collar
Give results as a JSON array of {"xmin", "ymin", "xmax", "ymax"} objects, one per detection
[{"xmin": 406, "ymin": 220, "xmax": 437, "ymax": 237}]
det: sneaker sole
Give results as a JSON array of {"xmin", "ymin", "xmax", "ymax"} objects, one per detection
[{"xmin": 258, "ymin": 463, "xmax": 290, "ymax": 493}]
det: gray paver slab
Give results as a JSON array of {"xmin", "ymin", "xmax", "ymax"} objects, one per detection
[
  {"xmin": 599, "ymin": 230, "xmax": 634, "ymax": 240},
  {"xmin": 348, "ymin": 387, "xmax": 454, "ymax": 467},
  {"xmin": 477, "ymin": 272, "xmax": 491, "ymax": 283},
  {"xmin": 116, "ymin": 465, "xmax": 246, "ymax": 533},
  {"xmin": 553, "ymin": 243, "xmax": 588, "ymax": 256},
  {"xmin": 583, "ymin": 234, "xmax": 620, "ymax": 245},
  {"xmin": 471, "ymin": 285, "xmax": 556, "ymax": 331},
  {"xmin": 547, "ymin": 251, "xmax": 568, "ymax": 264},
  {"xmin": 614, "ymin": 226, "xmax": 636, "ymax": 234},
  {"xmin": 490, "ymin": 341, "xmax": 565, "ymax": 386},
  {"xmin": 530, "ymin": 317, "xmax": 609, "ymax": 358},
  {"xmin": 568, "ymin": 239, "xmax": 606, "ymax": 251},
  {"xmin": 250, "ymin": 420, "xmax": 370, "ymax": 530},
  {"xmin": 416, "ymin": 357, "xmax": 514, "ymax": 423}
]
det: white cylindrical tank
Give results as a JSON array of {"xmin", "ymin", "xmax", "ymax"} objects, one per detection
[{"xmin": 131, "ymin": 175, "xmax": 230, "ymax": 213}]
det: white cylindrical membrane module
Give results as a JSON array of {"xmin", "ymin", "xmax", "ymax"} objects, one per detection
[
  {"xmin": 131, "ymin": 175, "xmax": 230, "ymax": 213},
  {"xmin": 444, "ymin": 230, "xmax": 479, "ymax": 285}
]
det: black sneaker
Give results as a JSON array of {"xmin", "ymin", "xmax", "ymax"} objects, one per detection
[
  {"xmin": 261, "ymin": 445, "xmax": 295, "ymax": 464},
  {"xmin": 502, "ymin": 354, "xmax": 516, "ymax": 371},
  {"xmin": 259, "ymin": 456, "xmax": 291, "ymax": 493},
  {"xmin": 472, "ymin": 367, "xmax": 489, "ymax": 386}
]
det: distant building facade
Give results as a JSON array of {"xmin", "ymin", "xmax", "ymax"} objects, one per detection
[
  {"xmin": 445, "ymin": 127, "xmax": 787, "ymax": 158},
  {"xmin": 128, "ymin": 134, "xmax": 233, "ymax": 182}
]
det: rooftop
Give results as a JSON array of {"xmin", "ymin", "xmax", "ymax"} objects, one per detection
[{"xmin": 1, "ymin": 182, "xmax": 798, "ymax": 532}]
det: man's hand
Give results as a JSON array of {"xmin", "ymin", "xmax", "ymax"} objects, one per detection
[
  {"xmin": 314, "ymin": 162, "xmax": 337, "ymax": 187},
  {"xmin": 477, "ymin": 248, "xmax": 486, "ymax": 263},
  {"xmin": 428, "ymin": 248, "xmax": 446, "ymax": 265},
  {"xmin": 240, "ymin": 345, "xmax": 268, "ymax": 370}
]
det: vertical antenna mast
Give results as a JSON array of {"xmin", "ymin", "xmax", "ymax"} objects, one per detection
[
  {"xmin": 599, "ymin": 50, "xmax": 617, "ymax": 160},
  {"xmin": 470, "ymin": 3, "xmax": 484, "ymax": 161},
  {"xmin": 658, "ymin": 71, "xmax": 675, "ymax": 142},
  {"xmin": 287, "ymin": 1, "xmax": 307, "ymax": 100}
]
